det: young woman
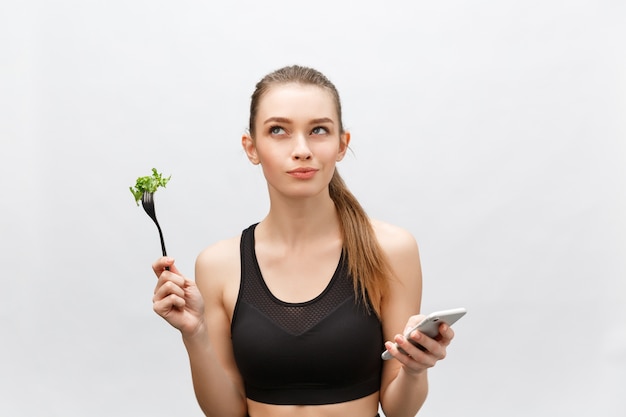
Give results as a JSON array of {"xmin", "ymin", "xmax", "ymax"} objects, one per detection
[{"xmin": 151, "ymin": 65, "xmax": 456, "ymax": 417}]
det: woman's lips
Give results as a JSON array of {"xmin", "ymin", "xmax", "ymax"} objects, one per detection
[{"xmin": 287, "ymin": 167, "xmax": 318, "ymax": 179}]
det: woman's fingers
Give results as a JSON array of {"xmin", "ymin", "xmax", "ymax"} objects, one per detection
[
  {"xmin": 391, "ymin": 325, "xmax": 456, "ymax": 373},
  {"xmin": 409, "ymin": 329, "xmax": 447, "ymax": 360},
  {"xmin": 437, "ymin": 323, "xmax": 455, "ymax": 346},
  {"xmin": 386, "ymin": 315, "xmax": 458, "ymax": 374},
  {"xmin": 395, "ymin": 334, "xmax": 438, "ymax": 367},
  {"xmin": 152, "ymin": 267, "xmax": 188, "ymax": 317},
  {"xmin": 154, "ymin": 268, "xmax": 185, "ymax": 292},
  {"xmin": 149, "ymin": 258, "xmax": 205, "ymax": 336},
  {"xmin": 153, "ymin": 280, "xmax": 189, "ymax": 320},
  {"xmin": 152, "ymin": 256, "xmax": 179, "ymax": 276},
  {"xmin": 384, "ymin": 341, "xmax": 414, "ymax": 368},
  {"xmin": 154, "ymin": 278, "xmax": 185, "ymax": 302},
  {"xmin": 154, "ymin": 293, "xmax": 183, "ymax": 315}
]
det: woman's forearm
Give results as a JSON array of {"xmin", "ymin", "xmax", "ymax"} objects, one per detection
[
  {"xmin": 182, "ymin": 329, "xmax": 247, "ymax": 417},
  {"xmin": 380, "ymin": 369, "xmax": 429, "ymax": 417}
]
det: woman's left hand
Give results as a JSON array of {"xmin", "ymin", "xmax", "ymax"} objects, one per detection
[{"xmin": 384, "ymin": 315, "xmax": 455, "ymax": 375}]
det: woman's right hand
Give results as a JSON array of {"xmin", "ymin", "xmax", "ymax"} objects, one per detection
[{"xmin": 152, "ymin": 257, "xmax": 206, "ymax": 337}]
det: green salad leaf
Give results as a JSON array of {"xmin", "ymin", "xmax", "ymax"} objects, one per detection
[{"xmin": 130, "ymin": 168, "xmax": 171, "ymax": 205}]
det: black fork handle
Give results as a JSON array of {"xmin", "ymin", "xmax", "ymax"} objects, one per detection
[
  {"xmin": 142, "ymin": 192, "xmax": 170, "ymax": 271},
  {"xmin": 153, "ymin": 220, "xmax": 169, "ymax": 271}
]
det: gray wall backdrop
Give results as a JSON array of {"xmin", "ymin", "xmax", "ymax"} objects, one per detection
[{"xmin": 2, "ymin": 1, "xmax": 624, "ymax": 416}]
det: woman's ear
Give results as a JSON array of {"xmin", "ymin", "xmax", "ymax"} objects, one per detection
[
  {"xmin": 242, "ymin": 134, "xmax": 260, "ymax": 165},
  {"xmin": 337, "ymin": 131, "xmax": 351, "ymax": 161}
]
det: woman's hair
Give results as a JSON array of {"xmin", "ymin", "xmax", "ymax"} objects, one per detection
[{"xmin": 248, "ymin": 65, "xmax": 393, "ymax": 316}]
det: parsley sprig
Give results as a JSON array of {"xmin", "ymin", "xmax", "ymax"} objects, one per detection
[{"xmin": 129, "ymin": 168, "xmax": 171, "ymax": 205}]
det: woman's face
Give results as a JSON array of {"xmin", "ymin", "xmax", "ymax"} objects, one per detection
[{"xmin": 243, "ymin": 83, "xmax": 349, "ymax": 199}]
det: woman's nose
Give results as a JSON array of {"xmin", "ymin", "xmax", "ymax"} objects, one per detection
[{"xmin": 292, "ymin": 134, "xmax": 312, "ymax": 160}]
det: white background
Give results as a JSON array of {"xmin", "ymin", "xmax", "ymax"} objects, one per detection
[{"xmin": 1, "ymin": 1, "xmax": 624, "ymax": 416}]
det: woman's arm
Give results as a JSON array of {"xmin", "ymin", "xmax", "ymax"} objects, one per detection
[
  {"xmin": 374, "ymin": 222, "xmax": 455, "ymax": 417},
  {"xmin": 152, "ymin": 238, "xmax": 246, "ymax": 417}
]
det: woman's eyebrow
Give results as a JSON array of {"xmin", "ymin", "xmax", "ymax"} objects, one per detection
[
  {"xmin": 310, "ymin": 117, "xmax": 334, "ymax": 124},
  {"xmin": 263, "ymin": 117, "xmax": 335, "ymax": 125},
  {"xmin": 263, "ymin": 117, "xmax": 291, "ymax": 125}
]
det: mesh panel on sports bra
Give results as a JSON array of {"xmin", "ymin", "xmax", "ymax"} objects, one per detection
[{"xmin": 240, "ymin": 224, "xmax": 355, "ymax": 336}]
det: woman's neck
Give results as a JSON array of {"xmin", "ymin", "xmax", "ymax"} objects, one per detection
[{"xmin": 258, "ymin": 193, "xmax": 341, "ymax": 248}]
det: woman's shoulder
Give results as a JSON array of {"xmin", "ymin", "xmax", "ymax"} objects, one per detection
[
  {"xmin": 370, "ymin": 219, "xmax": 422, "ymax": 322},
  {"xmin": 370, "ymin": 218, "xmax": 419, "ymax": 253},
  {"xmin": 370, "ymin": 218, "xmax": 421, "ymax": 284},
  {"xmin": 195, "ymin": 234, "xmax": 242, "ymax": 288},
  {"xmin": 197, "ymin": 234, "xmax": 241, "ymax": 264}
]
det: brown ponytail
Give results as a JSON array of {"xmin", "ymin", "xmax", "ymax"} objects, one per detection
[{"xmin": 329, "ymin": 170, "xmax": 391, "ymax": 316}]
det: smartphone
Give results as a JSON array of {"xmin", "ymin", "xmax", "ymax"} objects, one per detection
[{"xmin": 381, "ymin": 307, "xmax": 467, "ymax": 360}]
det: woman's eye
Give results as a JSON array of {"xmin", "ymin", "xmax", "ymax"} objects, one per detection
[
  {"xmin": 269, "ymin": 126, "xmax": 285, "ymax": 135},
  {"xmin": 311, "ymin": 126, "xmax": 329, "ymax": 135}
]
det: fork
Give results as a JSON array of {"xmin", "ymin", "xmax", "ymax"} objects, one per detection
[{"xmin": 141, "ymin": 191, "xmax": 168, "ymax": 267}]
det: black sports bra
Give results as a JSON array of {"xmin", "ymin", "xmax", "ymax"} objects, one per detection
[{"xmin": 230, "ymin": 223, "xmax": 383, "ymax": 405}]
